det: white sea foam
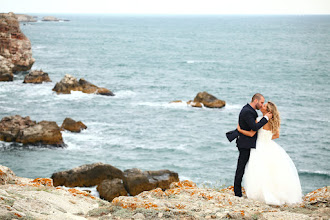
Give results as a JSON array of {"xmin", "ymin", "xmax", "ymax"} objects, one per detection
[
  {"xmin": 54, "ymin": 91, "xmax": 94, "ymax": 101},
  {"xmin": 113, "ymin": 90, "xmax": 137, "ymax": 99}
]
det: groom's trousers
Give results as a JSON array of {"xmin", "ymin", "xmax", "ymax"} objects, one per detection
[{"xmin": 234, "ymin": 148, "xmax": 251, "ymax": 197}]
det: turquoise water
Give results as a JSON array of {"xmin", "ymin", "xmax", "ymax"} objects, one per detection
[{"xmin": 0, "ymin": 14, "xmax": 329, "ymax": 194}]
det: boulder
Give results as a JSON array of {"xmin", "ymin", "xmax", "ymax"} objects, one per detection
[
  {"xmin": 23, "ymin": 69, "xmax": 52, "ymax": 83},
  {"xmin": 51, "ymin": 162, "xmax": 124, "ymax": 187},
  {"xmin": 0, "ymin": 165, "xmax": 16, "ymax": 185},
  {"xmin": 187, "ymin": 100, "xmax": 203, "ymax": 108},
  {"xmin": 97, "ymin": 178, "xmax": 128, "ymax": 202},
  {"xmin": 123, "ymin": 168, "xmax": 179, "ymax": 196},
  {"xmin": 52, "ymin": 74, "xmax": 115, "ymax": 96},
  {"xmin": 0, "ymin": 12, "xmax": 35, "ymax": 81},
  {"xmin": 61, "ymin": 118, "xmax": 87, "ymax": 133},
  {"xmin": 0, "ymin": 115, "xmax": 64, "ymax": 147},
  {"xmin": 192, "ymin": 92, "xmax": 226, "ymax": 108}
]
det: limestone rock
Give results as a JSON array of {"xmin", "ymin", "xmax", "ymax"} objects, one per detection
[
  {"xmin": 0, "ymin": 165, "xmax": 16, "ymax": 185},
  {"xmin": 52, "ymin": 74, "xmax": 115, "ymax": 96},
  {"xmin": 97, "ymin": 178, "xmax": 128, "ymax": 202},
  {"xmin": 23, "ymin": 69, "xmax": 52, "ymax": 84},
  {"xmin": 193, "ymin": 91, "xmax": 226, "ymax": 108},
  {"xmin": 42, "ymin": 16, "xmax": 60, "ymax": 22},
  {"xmin": 123, "ymin": 168, "xmax": 179, "ymax": 196},
  {"xmin": 61, "ymin": 117, "xmax": 87, "ymax": 133},
  {"xmin": 0, "ymin": 12, "xmax": 35, "ymax": 81},
  {"xmin": 15, "ymin": 14, "xmax": 37, "ymax": 22},
  {"xmin": 51, "ymin": 162, "xmax": 124, "ymax": 187},
  {"xmin": 0, "ymin": 115, "xmax": 64, "ymax": 147}
]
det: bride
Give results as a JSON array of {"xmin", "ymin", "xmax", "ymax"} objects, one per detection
[{"xmin": 237, "ymin": 101, "xmax": 302, "ymax": 205}]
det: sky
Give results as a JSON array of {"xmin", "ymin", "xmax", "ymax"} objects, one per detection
[{"xmin": 2, "ymin": 0, "xmax": 330, "ymax": 15}]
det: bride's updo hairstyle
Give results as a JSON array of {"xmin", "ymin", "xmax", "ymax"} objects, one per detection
[{"xmin": 267, "ymin": 101, "xmax": 280, "ymax": 133}]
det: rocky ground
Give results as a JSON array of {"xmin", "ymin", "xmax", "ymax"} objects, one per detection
[{"xmin": 0, "ymin": 165, "xmax": 329, "ymax": 220}]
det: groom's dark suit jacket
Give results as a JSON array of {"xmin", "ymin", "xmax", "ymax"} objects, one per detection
[{"xmin": 236, "ymin": 104, "xmax": 268, "ymax": 149}]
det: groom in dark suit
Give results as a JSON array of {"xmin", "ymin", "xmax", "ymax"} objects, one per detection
[{"xmin": 234, "ymin": 93, "xmax": 272, "ymax": 197}]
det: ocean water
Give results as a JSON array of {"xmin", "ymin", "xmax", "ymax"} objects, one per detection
[{"xmin": 0, "ymin": 14, "xmax": 329, "ymax": 194}]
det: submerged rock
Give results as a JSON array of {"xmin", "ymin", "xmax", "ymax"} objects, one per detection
[
  {"xmin": 51, "ymin": 162, "xmax": 124, "ymax": 187},
  {"xmin": 61, "ymin": 117, "xmax": 87, "ymax": 133},
  {"xmin": 0, "ymin": 12, "xmax": 35, "ymax": 81},
  {"xmin": 23, "ymin": 69, "xmax": 52, "ymax": 84},
  {"xmin": 0, "ymin": 115, "xmax": 64, "ymax": 147},
  {"xmin": 52, "ymin": 74, "xmax": 115, "ymax": 96}
]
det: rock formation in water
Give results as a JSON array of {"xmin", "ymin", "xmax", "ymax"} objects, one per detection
[
  {"xmin": 23, "ymin": 69, "xmax": 52, "ymax": 83},
  {"xmin": 0, "ymin": 115, "xmax": 64, "ymax": 147},
  {"xmin": 61, "ymin": 117, "xmax": 87, "ymax": 133},
  {"xmin": 171, "ymin": 92, "xmax": 226, "ymax": 108},
  {"xmin": 0, "ymin": 12, "xmax": 35, "ymax": 81},
  {"xmin": 52, "ymin": 74, "xmax": 115, "ymax": 96},
  {"xmin": 15, "ymin": 14, "xmax": 37, "ymax": 22}
]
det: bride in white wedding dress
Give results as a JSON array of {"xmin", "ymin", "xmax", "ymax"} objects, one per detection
[{"xmin": 237, "ymin": 101, "xmax": 302, "ymax": 205}]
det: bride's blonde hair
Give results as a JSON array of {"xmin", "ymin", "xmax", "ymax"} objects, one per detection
[{"xmin": 266, "ymin": 101, "xmax": 280, "ymax": 133}]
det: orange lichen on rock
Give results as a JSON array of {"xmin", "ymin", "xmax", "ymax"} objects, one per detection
[
  {"xmin": 68, "ymin": 188, "xmax": 96, "ymax": 199},
  {"xmin": 112, "ymin": 197, "xmax": 158, "ymax": 210},
  {"xmin": 170, "ymin": 180, "xmax": 197, "ymax": 189},
  {"xmin": 31, "ymin": 178, "xmax": 53, "ymax": 187}
]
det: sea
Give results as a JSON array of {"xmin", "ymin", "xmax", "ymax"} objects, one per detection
[{"xmin": 0, "ymin": 14, "xmax": 329, "ymax": 194}]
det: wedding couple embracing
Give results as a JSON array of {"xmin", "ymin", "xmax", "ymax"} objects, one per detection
[{"xmin": 227, "ymin": 93, "xmax": 302, "ymax": 205}]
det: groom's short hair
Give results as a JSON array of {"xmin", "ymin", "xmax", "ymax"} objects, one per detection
[{"xmin": 252, "ymin": 93, "xmax": 264, "ymax": 102}]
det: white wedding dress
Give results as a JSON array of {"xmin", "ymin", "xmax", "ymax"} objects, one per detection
[{"xmin": 243, "ymin": 120, "xmax": 302, "ymax": 205}]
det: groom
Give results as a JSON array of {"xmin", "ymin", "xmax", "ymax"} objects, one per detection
[{"xmin": 233, "ymin": 93, "xmax": 272, "ymax": 197}]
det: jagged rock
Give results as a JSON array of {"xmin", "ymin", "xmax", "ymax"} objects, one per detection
[
  {"xmin": 52, "ymin": 74, "xmax": 115, "ymax": 96},
  {"xmin": 61, "ymin": 118, "xmax": 87, "ymax": 133},
  {"xmin": 123, "ymin": 168, "xmax": 179, "ymax": 196},
  {"xmin": 0, "ymin": 12, "xmax": 35, "ymax": 81},
  {"xmin": 51, "ymin": 162, "xmax": 124, "ymax": 187},
  {"xmin": 23, "ymin": 69, "xmax": 52, "ymax": 84},
  {"xmin": 0, "ymin": 165, "xmax": 16, "ymax": 185},
  {"xmin": 97, "ymin": 178, "xmax": 128, "ymax": 202},
  {"xmin": 192, "ymin": 91, "xmax": 226, "ymax": 108},
  {"xmin": 15, "ymin": 14, "xmax": 37, "ymax": 22},
  {"xmin": 0, "ymin": 115, "xmax": 64, "ymax": 146}
]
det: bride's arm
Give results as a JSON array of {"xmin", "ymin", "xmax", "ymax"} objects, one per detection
[
  {"xmin": 272, "ymin": 130, "xmax": 280, "ymax": 139},
  {"xmin": 237, "ymin": 124, "xmax": 257, "ymax": 137}
]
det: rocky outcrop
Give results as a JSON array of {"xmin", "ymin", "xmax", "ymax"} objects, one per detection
[
  {"xmin": 97, "ymin": 178, "xmax": 128, "ymax": 202},
  {"xmin": 0, "ymin": 12, "xmax": 35, "ymax": 81},
  {"xmin": 42, "ymin": 16, "xmax": 60, "ymax": 22},
  {"xmin": 170, "ymin": 92, "xmax": 225, "ymax": 109},
  {"xmin": 0, "ymin": 164, "xmax": 329, "ymax": 219},
  {"xmin": 0, "ymin": 165, "xmax": 16, "ymax": 185},
  {"xmin": 51, "ymin": 162, "xmax": 124, "ymax": 187},
  {"xmin": 123, "ymin": 168, "xmax": 179, "ymax": 196},
  {"xmin": 52, "ymin": 74, "xmax": 115, "ymax": 96},
  {"xmin": 0, "ymin": 115, "xmax": 64, "ymax": 147},
  {"xmin": 190, "ymin": 91, "xmax": 226, "ymax": 108},
  {"xmin": 61, "ymin": 117, "xmax": 87, "ymax": 133},
  {"xmin": 23, "ymin": 69, "xmax": 52, "ymax": 83},
  {"xmin": 15, "ymin": 14, "xmax": 37, "ymax": 22}
]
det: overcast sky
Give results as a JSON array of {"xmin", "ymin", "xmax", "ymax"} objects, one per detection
[{"xmin": 2, "ymin": 0, "xmax": 330, "ymax": 15}]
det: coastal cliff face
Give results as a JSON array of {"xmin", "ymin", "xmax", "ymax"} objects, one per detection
[{"xmin": 0, "ymin": 12, "xmax": 35, "ymax": 81}]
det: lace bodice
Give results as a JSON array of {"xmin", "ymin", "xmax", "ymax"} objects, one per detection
[{"xmin": 257, "ymin": 128, "xmax": 273, "ymax": 142}]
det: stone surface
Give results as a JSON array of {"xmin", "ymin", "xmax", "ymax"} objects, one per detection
[
  {"xmin": 52, "ymin": 74, "xmax": 115, "ymax": 96},
  {"xmin": 0, "ymin": 12, "xmax": 35, "ymax": 81},
  {"xmin": 23, "ymin": 69, "xmax": 52, "ymax": 83},
  {"xmin": 193, "ymin": 91, "xmax": 226, "ymax": 108},
  {"xmin": 0, "ymin": 115, "xmax": 64, "ymax": 146},
  {"xmin": 61, "ymin": 117, "xmax": 87, "ymax": 133},
  {"xmin": 123, "ymin": 168, "xmax": 179, "ymax": 196},
  {"xmin": 97, "ymin": 178, "xmax": 128, "ymax": 202},
  {"xmin": 15, "ymin": 14, "xmax": 37, "ymax": 22},
  {"xmin": 51, "ymin": 162, "xmax": 124, "ymax": 187},
  {"xmin": 0, "ymin": 165, "xmax": 16, "ymax": 185}
]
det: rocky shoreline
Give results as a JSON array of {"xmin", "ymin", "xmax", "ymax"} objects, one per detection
[{"xmin": 0, "ymin": 164, "xmax": 329, "ymax": 219}]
